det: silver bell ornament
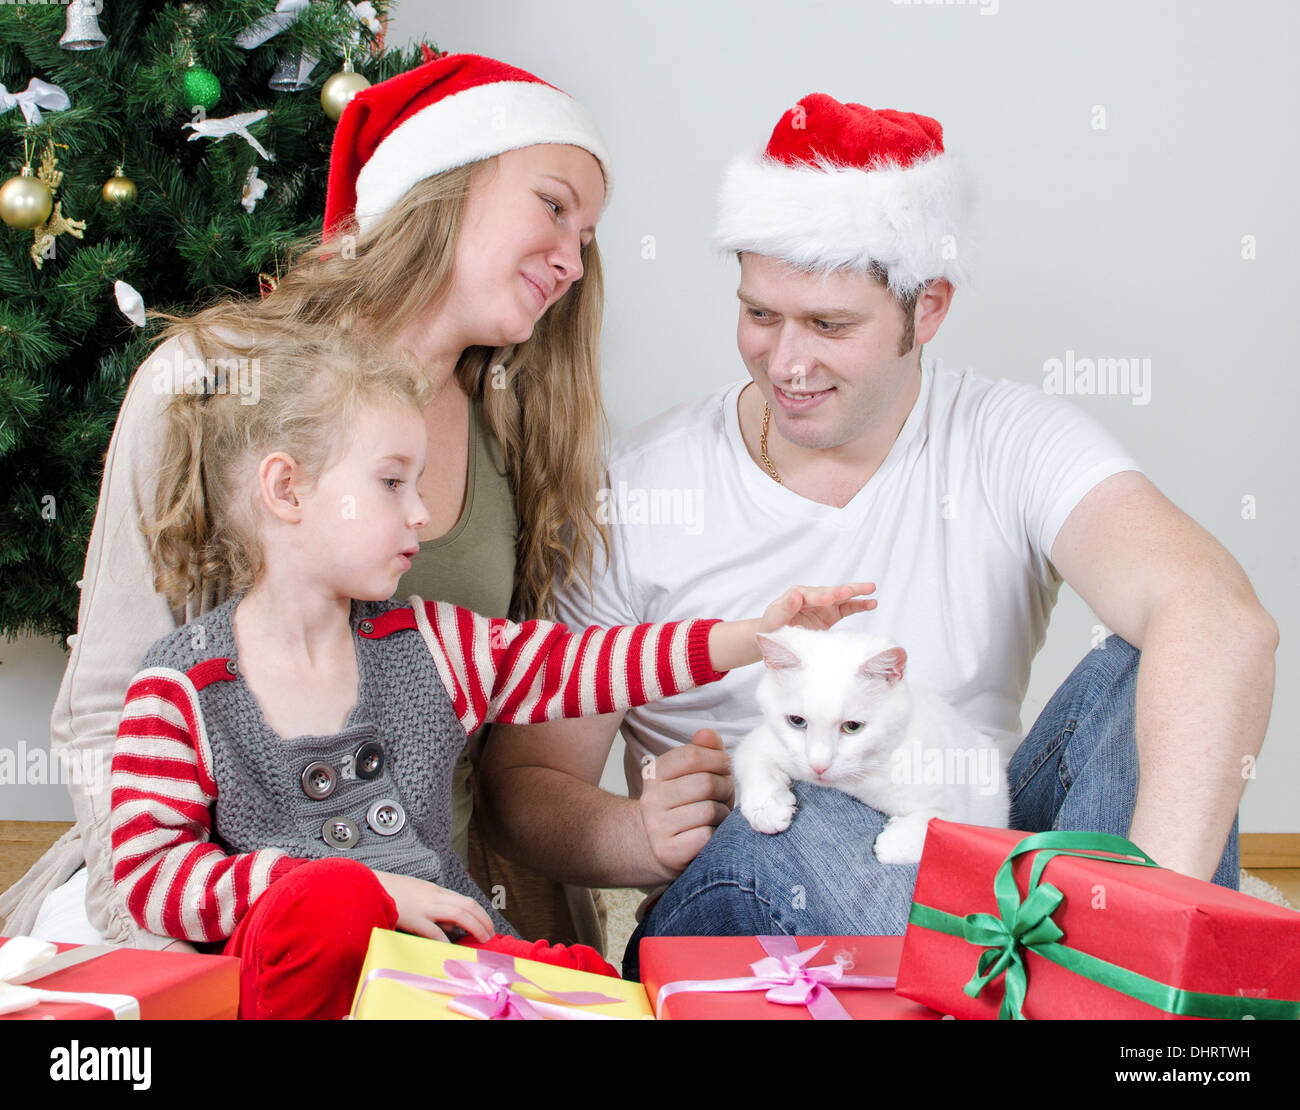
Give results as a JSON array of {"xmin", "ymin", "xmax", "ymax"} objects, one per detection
[
  {"xmin": 270, "ymin": 48, "xmax": 320, "ymax": 93},
  {"xmin": 59, "ymin": 0, "xmax": 108, "ymax": 51}
]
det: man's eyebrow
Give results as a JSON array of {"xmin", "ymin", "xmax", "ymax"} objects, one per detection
[
  {"xmin": 737, "ymin": 289, "xmax": 864, "ymax": 321},
  {"xmin": 540, "ymin": 174, "xmax": 597, "ymax": 236}
]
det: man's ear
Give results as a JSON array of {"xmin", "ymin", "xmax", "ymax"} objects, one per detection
[{"xmin": 914, "ymin": 278, "xmax": 955, "ymax": 346}]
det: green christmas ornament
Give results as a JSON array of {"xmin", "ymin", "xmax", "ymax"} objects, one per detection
[{"xmin": 183, "ymin": 64, "xmax": 221, "ymax": 110}]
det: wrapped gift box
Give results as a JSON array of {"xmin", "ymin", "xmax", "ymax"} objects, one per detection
[
  {"xmin": 639, "ymin": 935, "xmax": 944, "ymax": 1019},
  {"xmin": 896, "ymin": 821, "xmax": 1300, "ymax": 1020},
  {"xmin": 1, "ymin": 935, "xmax": 239, "ymax": 1020},
  {"xmin": 350, "ymin": 928, "xmax": 653, "ymax": 1019}
]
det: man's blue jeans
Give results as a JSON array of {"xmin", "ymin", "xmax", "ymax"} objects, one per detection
[{"xmin": 623, "ymin": 634, "xmax": 1240, "ymax": 980}]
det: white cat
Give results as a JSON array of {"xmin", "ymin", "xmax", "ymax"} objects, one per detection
[{"xmin": 730, "ymin": 625, "xmax": 1010, "ymax": 865}]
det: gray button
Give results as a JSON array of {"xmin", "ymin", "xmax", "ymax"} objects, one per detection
[
  {"xmin": 301, "ymin": 761, "xmax": 337, "ymax": 800},
  {"xmin": 359, "ymin": 619, "xmax": 374, "ymax": 634},
  {"xmin": 366, "ymin": 799, "xmax": 406, "ymax": 837},
  {"xmin": 226, "ymin": 659, "xmax": 238, "ymax": 675},
  {"xmin": 354, "ymin": 740, "xmax": 384, "ymax": 780},
  {"xmin": 322, "ymin": 817, "xmax": 360, "ymax": 850}
]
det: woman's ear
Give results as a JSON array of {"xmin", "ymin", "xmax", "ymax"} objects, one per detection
[{"xmin": 259, "ymin": 452, "xmax": 304, "ymax": 521}]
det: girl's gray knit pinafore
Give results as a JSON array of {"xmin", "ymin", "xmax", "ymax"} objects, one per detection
[{"xmin": 138, "ymin": 593, "xmax": 516, "ymax": 937}]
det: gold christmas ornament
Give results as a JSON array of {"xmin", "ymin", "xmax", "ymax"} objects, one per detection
[
  {"xmin": 102, "ymin": 166, "xmax": 138, "ymax": 206},
  {"xmin": 23, "ymin": 144, "xmax": 87, "ymax": 269},
  {"xmin": 321, "ymin": 57, "xmax": 370, "ymax": 122},
  {"xmin": 0, "ymin": 165, "xmax": 53, "ymax": 229}
]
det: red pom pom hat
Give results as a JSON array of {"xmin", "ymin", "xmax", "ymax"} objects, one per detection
[
  {"xmin": 713, "ymin": 94, "xmax": 972, "ymax": 295},
  {"xmin": 325, "ymin": 52, "xmax": 612, "ymax": 237}
]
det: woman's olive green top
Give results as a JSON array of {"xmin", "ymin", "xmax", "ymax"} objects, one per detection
[{"xmin": 395, "ymin": 395, "xmax": 519, "ymax": 861}]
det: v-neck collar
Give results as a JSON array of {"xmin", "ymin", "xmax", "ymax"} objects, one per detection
[{"xmin": 218, "ymin": 595, "xmax": 374, "ymax": 745}]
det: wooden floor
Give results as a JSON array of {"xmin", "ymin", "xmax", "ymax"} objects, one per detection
[{"xmin": 3, "ymin": 821, "xmax": 1299, "ymax": 912}]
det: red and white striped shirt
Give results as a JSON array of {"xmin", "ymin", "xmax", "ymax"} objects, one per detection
[{"xmin": 110, "ymin": 600, "xmax": 723, "ymax": 942}]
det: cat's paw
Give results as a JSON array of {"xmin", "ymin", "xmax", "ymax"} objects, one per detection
[
  {"xmin": 741, "ymin": 788, "xmax": 798, "ymax": 835},
  {"xmin": 872, "ymin": 819, "xmax": 926, "ymax": 865}
]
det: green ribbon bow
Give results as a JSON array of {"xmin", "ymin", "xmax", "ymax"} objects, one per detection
[{"xmin": 907, "ymin": 830, "xmax": 1300, "ymax": 1020}]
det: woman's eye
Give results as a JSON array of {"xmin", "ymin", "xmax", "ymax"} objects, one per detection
[
  {"xmin": 841, "ymin": 721, "xmax": 864, "ymax": 734},
  {"xmin": 542, "ymin": 194, "xmax": 563, "ymax": 216},
  {"xmin": 786, "ymin": 715, "xmax": 807, "ymax": 729}
]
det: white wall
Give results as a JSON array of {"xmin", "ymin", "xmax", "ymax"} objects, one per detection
[
  {"xmin": 388, "ymin": 0, "xmax": 1298, "ymax": 830},
  {"xmin": 3, "ymin": 0, "xmax": 1293, "ymax": 833}
]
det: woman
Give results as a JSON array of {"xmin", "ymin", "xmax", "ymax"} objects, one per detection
[{"xmin": 0, "ymin": 52, "xmax": 614, "ymax": 952}]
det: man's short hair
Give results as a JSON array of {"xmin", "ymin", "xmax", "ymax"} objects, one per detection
[{"xmin": 867, "ymin": 261, "xmax": 920, "ymax": 357}]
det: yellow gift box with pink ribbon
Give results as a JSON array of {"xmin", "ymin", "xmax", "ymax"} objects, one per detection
[{"xmin": 349, "ymin": 929, "xmax": 654, "ymax": 1020}]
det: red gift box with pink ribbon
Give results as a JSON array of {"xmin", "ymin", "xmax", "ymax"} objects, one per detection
[
  {"xmin": 638, "ymin": 935, "xmax": 943, "ymax": 1019},
  {"xmin": 0, "ymin": 935, "xmax": 239, "ymax": 1020}
]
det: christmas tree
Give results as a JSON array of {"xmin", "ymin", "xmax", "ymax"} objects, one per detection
[{"xmin": 0, "ymin": 0, "xmax": 429, "ymax": 642}]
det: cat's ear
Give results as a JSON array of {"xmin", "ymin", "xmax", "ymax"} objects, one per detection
[
  {"xmin": 859, "ymin": 646, "xmax": 907, "ymax": 685},
  {"xmin": 756, "ymin": 633, "xmax": 803, "ymax": 671}
]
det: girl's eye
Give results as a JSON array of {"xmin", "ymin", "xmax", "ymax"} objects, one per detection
[
  {"xmin": 786, "ymin": 715, "xmax": 807, "ymax": 730},
  {"xmin": 841, "ymin": 721, "xmax": 864, "ymax": 734},
  {"xmin": 383, "ymin": 477, "xmax": 403, "ymax": 491}
]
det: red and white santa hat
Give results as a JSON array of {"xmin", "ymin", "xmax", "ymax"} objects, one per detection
[
  {"xmin": 713, "ymin": 94, "xmax": 972, "ymax": 295},
  {"xmin": 324, "ymin": 52, "xmax": 613, "ymax": 237}
]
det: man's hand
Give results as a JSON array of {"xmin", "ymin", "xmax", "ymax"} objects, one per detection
[
  {"xmin": 372, "ymin": 870, "xmax": 495, "ymax": 943},
  {"xmin": 637, "ymin": 729, "xmax": 735, "ymax": 881}
]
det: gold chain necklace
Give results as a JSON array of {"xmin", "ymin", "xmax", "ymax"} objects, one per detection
[{"xmin": 759, "ymin": 402, "xmax": 783, "ymax": 485}]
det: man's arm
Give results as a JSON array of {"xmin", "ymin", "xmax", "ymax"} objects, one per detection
[
  {"xmin": 475, "ymin": 712, "xmax": 733, "ymax": 889},
  {"xmin": 1050, "ymin": 470, "xmax": 1278, "ymax": 880}
]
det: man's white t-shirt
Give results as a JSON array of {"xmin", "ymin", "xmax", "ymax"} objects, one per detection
[{"xmin": 553, "ymin": 357, "xmax": 1142, "ymax": 796}]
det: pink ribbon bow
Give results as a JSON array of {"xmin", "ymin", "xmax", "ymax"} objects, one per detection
[
  {"xmin": 353, "ymin": 948, "xmax": 628, "ymax": 1020},
  {"xmin": 654, "ymin": 936, "xmax": 898, "ymax": 1020}
]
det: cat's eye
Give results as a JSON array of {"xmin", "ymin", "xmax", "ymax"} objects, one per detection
[
  {"xmin": 841, "ymin": 721, "xmax": 865, "ymax": 734},
  {"xmin": 785, "ymin": 715, "xmax": 807, "ymax": 730}
]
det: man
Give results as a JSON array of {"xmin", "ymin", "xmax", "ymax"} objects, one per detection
[{"xmin": 476, "ymin": 95, "xmax": 1278, "ymax": 977}]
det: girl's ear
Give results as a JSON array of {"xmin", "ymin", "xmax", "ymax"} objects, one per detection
[{"xmin": 260, "ymin": 452, "xmax": 304, "ymax": 521}]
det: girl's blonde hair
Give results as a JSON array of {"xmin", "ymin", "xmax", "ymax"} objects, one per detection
[
  {"xmin": 150, "ymin": 156, "xmax": 609, "ymax": 619},
  {"xmin": 147, "ymin": 336, "xmax": 434, "ymax": 608}
]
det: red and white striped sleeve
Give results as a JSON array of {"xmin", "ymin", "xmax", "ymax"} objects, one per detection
[
  {"xmin": 109, "ymin": 667, "xmax": 308, "ymax": 943},
  {"xmin": 415, "ymin": 602, "xmax": 726, "ymax": 732}
]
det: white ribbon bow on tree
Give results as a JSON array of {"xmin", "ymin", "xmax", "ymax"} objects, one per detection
[
  {"xmin": 182, "ymin": 110, "xmax": 276, "ymax": 162},
  {"xmin": 235, "ymin": 0, "xmax": 381, "ymax": 50},
  {"xmin": 0, "ymin": 77, "xmax": 71, "ymax": 125}
]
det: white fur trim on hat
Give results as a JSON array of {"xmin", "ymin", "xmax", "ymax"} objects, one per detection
[
  {"xmin": 354, "ymin": 80, "xmax": 613, "ymax": 233},
  {"xmin": 713, "ymin": 148, "xmax": 973, "ymax": 294}
]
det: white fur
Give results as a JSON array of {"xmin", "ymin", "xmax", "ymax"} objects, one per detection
[
  {"xmin": 712, "ymin": 148, "xmax": 973, "ymax": 295},
  {"xmin": 730, "ymin": 626, "xmax": 1009, "ymax": 865},
  {"xmin": 354, "ymin": 81, "xmax": 612, "ymax": 233}
]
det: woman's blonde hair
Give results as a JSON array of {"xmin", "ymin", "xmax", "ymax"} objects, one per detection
[
  {"xmin": 151, "ymin": 155, "xmax": 610, "ymax": 619},
  {"xmin": 147, "ymin": 336, "xmax": 434, "ymax": 609}
]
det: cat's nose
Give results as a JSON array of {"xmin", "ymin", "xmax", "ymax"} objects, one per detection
[{"xmin": 810, "ymin": 758, "xmax": 832, "ymax": 775}]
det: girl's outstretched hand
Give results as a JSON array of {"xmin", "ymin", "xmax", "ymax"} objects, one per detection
[
  {"xmin": 759, "ymin": 581, "xmax": 877, "ymax": 633},
  {"xmin": 706, "ymin": 582, "xmax": 878, "ymax": 672}
]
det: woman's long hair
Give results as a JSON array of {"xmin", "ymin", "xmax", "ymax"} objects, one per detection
[{"xmin": 150, "ymin": 158, "xmax": 610, "ymax": 619}]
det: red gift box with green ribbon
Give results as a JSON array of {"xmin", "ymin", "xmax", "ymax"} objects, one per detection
[{"xmin": 895, "ymin": 821, "xmax": 1300, "ymax": 1020}]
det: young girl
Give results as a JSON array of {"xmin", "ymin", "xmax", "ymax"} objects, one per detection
[{"xmin": 108, "ymin": 336, "xmax": 875, "ymax": 1019}]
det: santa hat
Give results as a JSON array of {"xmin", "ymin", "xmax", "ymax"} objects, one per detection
[
  {"xmin": 324, "ymin": 52, "xmax": 612, "ymax": 237},
  {"xmin": 713, "ymin": 94, "xmax": 971, "ymax": 295}
]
